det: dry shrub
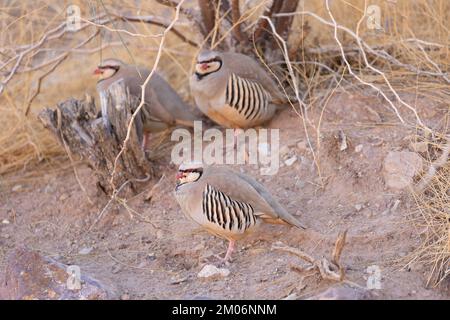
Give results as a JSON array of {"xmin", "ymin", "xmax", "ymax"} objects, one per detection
[
  {"xmin": 409, "ymin": 159, "xmax": 449, "ymax": 287},
  {"xmin": 0, "ymin": 0, "xmax": 448, "ymax": 181}
]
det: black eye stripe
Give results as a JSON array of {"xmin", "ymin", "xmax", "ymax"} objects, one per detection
[
  {"xmin": 99, "ymin": 65, "xmax": 119, "ymax": 71},
  {"xmin": 197, "ymin": 58, "xmax": 221, "ymax": 64}
]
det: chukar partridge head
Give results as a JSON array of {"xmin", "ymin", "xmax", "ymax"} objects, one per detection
[
  {"xmin": 174, "ymin": 163, "xmax": 306, "ymax": 263},
  {"xmin": 190, "ymin": 50, "xmax": 286, "ymax": 129},
  {"xmin": 94, "ymin": 58, "xmax": 124, "ymax": 82}
]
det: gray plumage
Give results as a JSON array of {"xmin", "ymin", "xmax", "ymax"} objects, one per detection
[
  {"xmin": 175, "ymin": 164, "xmax": 306, "ymax": 244},
  {"xmin": 190, "ymin": 50, "xmax": 286, "ymax": 129},
  {"xmin": 95, "ymin": 58, "xmax": 199, "ymax": 143}
]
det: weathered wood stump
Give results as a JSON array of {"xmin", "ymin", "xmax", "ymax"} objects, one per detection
[{"xmin": 38, "ymin": 81, "xmax": 154, "ymax": 195}]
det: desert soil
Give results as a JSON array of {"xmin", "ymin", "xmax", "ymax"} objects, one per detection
[{"xmin": 0, "ymin": 90, "xmax": 449, "ymax": 299}]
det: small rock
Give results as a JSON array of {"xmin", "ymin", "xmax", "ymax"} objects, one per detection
[
  {"xmin": 2, "ymin": 219, "xmax": 10, "ymax": 224},
  {"xmin": 0, "ymin": 248, "xmax": 115, "ymax": 299},
  {"xmin": 282, "ymin": 293, "xmax": 298, "ymax": 300},
  {"xmin": 338, "ymin": 130, "xmax": 348, "ymax": 151},
  {"xmin": 280, "ymin": 145, "xmax": 290, "ymax": 158},
  {"xmin": 44, "ymin": 185, "xmax": 55, "ymax": 194},
  {"xmin": 383, "ymin": 151, "xmax": 423, "ymax": 190},
  {"xmin": 390, "ymin": 199, "xmax": 401, "ymax": 212},
  {"xmin": 12, "ymin": 185, "xmax": 22, "ymax": 192},
  {"xmin": 78, "ymin": 247, "xmax": 93, "ymax": 255},
  {"xmin": 284, "ymin": 155, "xmax": 297, "ymax": 166},
  {"xmin": 170, "ymin": 276, "xmax": 188, "ymax": 285},
  {"xmin": 120, "ymin": 293, "xmax": 130, "ymax": 300},
  {"xmin": 409, "ymin": 141, "xmax": 428, "ymax": 153},
  {"xmin": 197, "ymin": 264, "xmax": 230, "ymax": 278},
  {"xmin": 156, "ymin": 230, "xmax": 164, "ymax": 239},
  {"xmin": 111, "ymin": 265, "xmax": 122, "ymax": 274},
  {"xmin": 354, "ymin": 204, "xmax": 363, "ymax": 212},
  {"xmin": 355, "ymin": 144, "xmax": 364, "ymax": 153},
  {"xmin": 59, "ymin": 193, "xmax": 69, "ymax": 201},
  {"xmin": 260, "ymin": 166, "xmax": 277, "ymax": 176},
  {"xmin": 296, "ymin": 140, "xmax": 308, "ymax": 152}
]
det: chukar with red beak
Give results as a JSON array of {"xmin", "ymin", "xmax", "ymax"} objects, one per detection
[
  {"xmin": 95, "ymin": 58, "xmax": 198, "ymax": 150},
  {"xmin": 190, "ymin": 50, "xmax": 286, "ymax": 129},
  {"xmin": 174, "ymin": 163, "xmax": 306, "ymax": 263}
]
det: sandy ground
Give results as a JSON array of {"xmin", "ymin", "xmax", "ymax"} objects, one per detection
[{"xmin": 0, "ymin": 91, "xmax": 449, "ymax": 299}]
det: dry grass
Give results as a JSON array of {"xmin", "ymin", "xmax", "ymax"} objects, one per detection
[
  {"xmin": 407, "ymin": 130, "xmax": 450, "ymax": 287},
  {"xmin": 409, "ymin": 161, "xmax": 449, "ymax": 287},
  {"xmin": 1, "ymin": 0, "xmax": 448, "ymax": 177}
]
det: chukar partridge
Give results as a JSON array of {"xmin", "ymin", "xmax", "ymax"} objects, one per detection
[
  {"xmin": 95, "ymin": 58, "xmax": 198, "ymax": 150},
  {"xmin": 174, "ymin": 163, "xmax": 306, "ymax": 262},
  {"xmin": 190, "ymin": 50, "xmax": 286, "ymax": 129}
]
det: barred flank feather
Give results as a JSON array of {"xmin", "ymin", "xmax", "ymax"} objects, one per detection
[
  {"xmin": 202, "ymin": 184, "xmax": 256, "ymax": 233},
  {"xmin": 225, "ymin": 73, "xmax": 271, "ymax": 121}
]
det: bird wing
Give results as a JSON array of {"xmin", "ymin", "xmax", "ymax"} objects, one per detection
[
  {"xmin": 150, "ymin": 73, "xmax": 199, "ymax": 124},
  {"xmin": 201, "ymin": 166, "xmax": 306, "ymax": 229},
  {"xmin": 222, "ymin": 52, "xmax": 286, "ymax": 104}
]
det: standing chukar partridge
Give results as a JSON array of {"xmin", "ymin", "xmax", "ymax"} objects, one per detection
[
  {"xmin": 190, "ymin": 50, "xmax": 287, "ymax": 129},
  {"xmin": 95, "ymin": 58, "xmax": 199, "ymax": 150},
  {"xmin": 174, "ymin": 163, "xmax": 306, "ymax": 263}
]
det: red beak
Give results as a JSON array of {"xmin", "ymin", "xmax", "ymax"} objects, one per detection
[
  {"xmin": 93, "ymin": 68, "xmax": 103, "ymax": 75},
  {"xmin": 176, "ymin": 171, "xmax": 184, "ymax": 179}
]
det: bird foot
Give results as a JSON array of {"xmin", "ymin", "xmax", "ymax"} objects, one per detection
[
  {"xmin": 214, "ymin": 254, "xmax": 232, "ymax": 267},
  {"xmin": 200, "ymin": 253, "xmax": 232, "ymax": 267}
]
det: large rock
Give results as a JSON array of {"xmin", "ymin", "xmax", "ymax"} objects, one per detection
[
  {"xmin": 383, "ymin": 151, "xmax": 423, "ymax": 190},
  {"xmin": 0, "ymin": 247, "xmax": 115, "ymax": 300}
]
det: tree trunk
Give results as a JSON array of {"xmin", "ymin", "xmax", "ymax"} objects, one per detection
[{"xmin": 38, "ymin": 81, "xmax": 154, "ymax": 195}]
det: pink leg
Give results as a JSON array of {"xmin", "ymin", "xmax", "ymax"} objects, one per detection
[
  {"xmin": 223, "ymin": 239, "xmax": 236, "ymax": 262},
  {"xmin": 141, "ymin": 132, "xmax": 150, "ymax": 151}
]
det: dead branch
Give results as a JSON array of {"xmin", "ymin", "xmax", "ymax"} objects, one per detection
[
  {"xmin": 108, "ymin": 0, "xmax": 186, "ymax": 190},
  {"xmin": 38, "ymin": 81, "xmax": 154, "ymax": 195},
  {"xmin": 111, "ymin": 13, "xmax": 199, "ymax": 47},
  {"xmin": 155, "ymin": 0, "xmax": 205, "ymax": 35},
  {"xmin": 273, "ymin": 230, "xmax": 348, "ymax": 282},
  {"xmin": 24, "ymin": 55, "xmax": 68, "ymax": 116},
  {"xmin": 231, "ymin": 0, "xmax": 244, "ymax": 41},
  {"xmin": 254, "ymin": 0, "xmax": 283, "ymax": 41},
  {"xmin": 199, "ymin": 0, "xmax": 217, "ymax": 40},
  {"xmin": 274, "ymin": 0, "xmax": 299, "ymax": 41}
]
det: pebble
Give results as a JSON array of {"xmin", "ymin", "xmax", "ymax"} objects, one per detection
[
  {"xmin": 197, "ymin": 264, "xmax": 230, "ymax": 278},
  {"xmin": 355, "ymin": 204, "xmax": 363, "ymax": 212},
  {"xmin": 78, "ymin": 247, "xmax": 93, "ymax": 255},
  {"xmin": 355, "ymin": 144, "xmax": 364, "ymax": 153},
  {"xmin": 59, "ymin": 193, "xmax": 69, "ymax": 201},
  {"xmin": 280, "ymin": 145, "xmax": 290, "ymax": 157},
  {"xmin": 2, "ymin": 219, "xmax": 10, "ymax": 224},
  {"xmin": 12, "ymin": 185, "xmax": 22, "ymax": 192},
  {"xmin": 297, "ymin": 140, "xmax": 308, "ymax": 151},
  {"xmin": 284, "ymin": 155, "xmax": 297, "ymax": 166}
]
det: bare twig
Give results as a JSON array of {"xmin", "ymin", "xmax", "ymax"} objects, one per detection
[
  {"xmin": 109, "ymin": 0, "xmax": 186, "ymax": 189},
  {"xmin": 231, "ymin": 0, "xmax": 244, "ymax": 41},
  {"xmin": 274, "ymin": 0, "xmax": 299, "ymax": 41},
  {"xmin": 24, "ymin": 55, "xmax": 68, "ymax": 116},
  {"xmin": 254, "ymin": 0, "xmax": 283, "ymax": 41},
  {"xmin": 199, "ymin": 0, "xmax": 217, "ymax": 39},
  {"xmin": 273, "ymin": 230, "xmax": 347, "ymax": 282}
]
